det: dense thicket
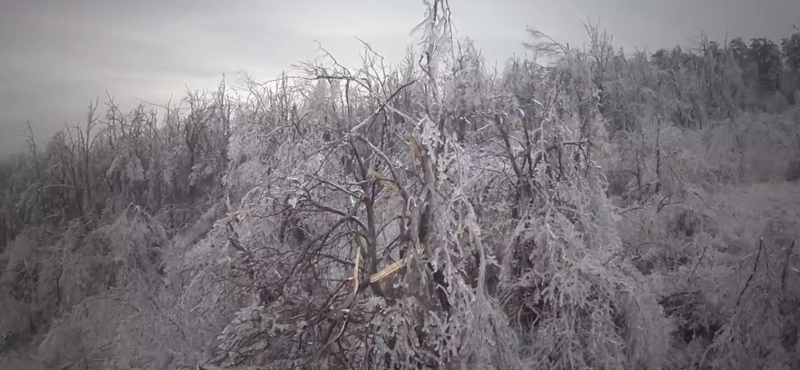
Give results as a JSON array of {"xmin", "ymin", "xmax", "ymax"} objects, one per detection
[{"xmin": 2, "ymin": 3, "xmax": 800, "ymax": 370}]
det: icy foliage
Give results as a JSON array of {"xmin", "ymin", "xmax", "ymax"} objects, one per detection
[{"xmin": 3, "ymin": 3, "xmax": 800, "ymax": 370}]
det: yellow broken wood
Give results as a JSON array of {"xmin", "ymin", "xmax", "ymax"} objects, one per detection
[
  {"xmin": 369, "ymin": 244, "xmax": 427, "ymax": 284},
  {"xmin": 225, "ymin": 195, "xmax": 234, "ymax": 213},
  {"xmin": 352, "ymin": 247, "xmax": 361, "ymax": 296},
  {"xmin": 345, "ymin": 243, "xmax": 427, "ymax": 286}
]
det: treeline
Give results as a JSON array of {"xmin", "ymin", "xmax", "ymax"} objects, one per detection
[
  {"xmin": 1, "ymin": 29, "xmax": 798, "ymax": 248},
  {"xmin": 0, "ymin": 86, "xmax": 232, "ymax": 247},
  {"xmin": 650, "ymin": 31, "xmax": 800, "ymax": 109}
]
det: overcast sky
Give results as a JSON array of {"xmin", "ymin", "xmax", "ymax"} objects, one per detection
[{"xmin": 0, "ymin": 0, "xmax": 797, "ymax": 157}]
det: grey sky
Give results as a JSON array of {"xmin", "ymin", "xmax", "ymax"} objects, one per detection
[{"xmin": 1, "ymin": 0, "xmax": 797, "ymax": 157}]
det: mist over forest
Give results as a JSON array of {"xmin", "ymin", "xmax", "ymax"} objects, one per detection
[{"xmin": 2, "ymin": 1, "xmax": 800, "ymax": 369}]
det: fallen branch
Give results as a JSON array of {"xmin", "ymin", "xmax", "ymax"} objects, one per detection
[
  {"xmin": 781, "ymin": 238, "xmax": 796, "ymax": 297},
  {"xmin": 736, "ymin": 238, "xmax": 764, "ymax": 307}
]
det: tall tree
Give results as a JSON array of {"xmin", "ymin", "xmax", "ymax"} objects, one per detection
[
  {"xmin": 783, "ymin": 33, "xmax": 800, "ymax": 71},
  {"xmin": 750, "ymin": 38, "xmax": 783, "ymax": 92},
  {"xmin": 729, "ymin": 37, "xmax": 752, "ymax": 69}
]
